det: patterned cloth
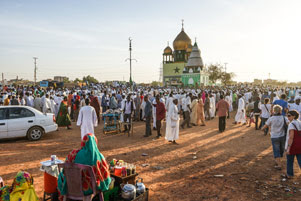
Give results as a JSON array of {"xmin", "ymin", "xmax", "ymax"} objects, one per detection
[
  {"xmin": 58, "ymin": 134, "xmax": 111, "ymax": 196},
  {"xmin": 0, "ymin": 171, "xmax": 38, "ymax": 201},
  {"xmin": 56, "ymin": 101, "xmax": 71, "ymax": 127}
]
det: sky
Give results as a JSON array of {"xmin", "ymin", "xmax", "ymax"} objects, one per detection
[{"xmin": 0, "ymin": 0, "xmax": 300, "ymax": 83}]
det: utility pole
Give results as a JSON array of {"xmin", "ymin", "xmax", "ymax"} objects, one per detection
[
  {"xmin": 33, "ymin": 57, "xmax": 38, "ymax": 85},
  {"xmin": 224, "ymin": 62, "xmax": 228, "ymax": 73},
  {"xmin": 1, "ymin": 73, "xmax": 4, "ymax": 85},
  {"xmin": 125, "ymin": 38, "xmax": 137, "ymax": 89}
]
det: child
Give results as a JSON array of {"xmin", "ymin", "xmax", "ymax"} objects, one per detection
[{"xmin": 247, "ymin": 109, "xmax": 255, "ymax": 127}]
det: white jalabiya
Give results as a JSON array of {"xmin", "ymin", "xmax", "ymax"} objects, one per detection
[
  {"xmin": 77, "ymin": 106, "xmax": 98, "ymax": 139},
  {"xmin": 165, "ymin": 97, "xmax": 174, "ymax": 113},
  {"xmin": 50, "ymin": 100, "xmax": 56, "ymax": 115},
  {"xmin": 235, "ymin": 97, "xmax": 246, "ymax": 123},
  {"xmin": 165, "ymin": 103, "xmax": 179, "ymax": 141},
  {"xmin": 141, "ymin": 99, "xmax": 146, "ymax": 119},
  {"xmin": 225, "ymin": 95, "xmax": 233, "ymax": 112},
  {"xmin": 53, "ymin": 96, "xmax": 62, "ymax": 116},
  {"xmin": 209, "ymin": 96, "xmax": 216, "ymax": 118},
  {"xmin": 43, "ymin": 98, "xmax": 53, "ymax": 114},
  {"xmin": 152, "ymin": 98, "xmax": 157, "ymax": 128}
]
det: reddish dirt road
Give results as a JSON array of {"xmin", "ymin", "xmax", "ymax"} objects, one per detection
[{"xmin": 1, "ymin": 112, "xmax": 301, "ymax": 201}]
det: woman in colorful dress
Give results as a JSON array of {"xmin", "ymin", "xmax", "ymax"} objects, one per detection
[
  {"xmin": 56, "ymin": 96, "xmax": 72, "ymax": 129},
  {"xmin": 58, "ymin": 133, "xmax": 111, "ymax": 199},
  {"xmin": 0, "ymin": 171, "xmax": 38, "ymax": 201}
]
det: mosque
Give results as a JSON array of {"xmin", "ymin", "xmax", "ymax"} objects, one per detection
[{"xmin": 162, "ymin": 22, "xmax": 209, "ymax": 87}]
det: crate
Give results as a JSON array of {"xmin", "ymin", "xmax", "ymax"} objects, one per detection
[
  {"xmin": 111, "ymin": 173, "xmax": 138, "ymax": 186},
  {"xmin": 133, "ymin": 188, "xmax": 149, "ymax": 201}
]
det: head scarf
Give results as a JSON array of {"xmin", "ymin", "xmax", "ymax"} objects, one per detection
[
  {"xmin": 0, "ymin": 171, "xmax": 38, "ymax": 201},
  {"xmin": 58, "ymin": 134, "xmax": 111, "ymax": 196}
]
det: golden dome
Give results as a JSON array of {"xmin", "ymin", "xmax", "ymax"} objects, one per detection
[
  {"xmin": 186, "ymin": 44, "xmax": 193, "ymax": 52},
  {"xmin": 173, "ymin": 29, "xmax": 192, "ymax": 51},
  {"xmin": 163, "ymin": 46, "xmax": 172, "ymax": 54}
]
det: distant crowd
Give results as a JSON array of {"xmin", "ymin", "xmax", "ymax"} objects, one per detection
[{"xmin": 1, "ymin": 84, "xmax": 301, "ymax": 177}]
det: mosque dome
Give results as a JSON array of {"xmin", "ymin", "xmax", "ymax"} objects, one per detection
[
  {"xmin": 163, "ymin": 46, "xmax": 172, "ymax": 54},
  {"xmin": 186, "ymin": 44, "xmax": 193, "ymax": 53},
  {"xmin": 173, "ymin": 28, "xmax": 192, "ymax": 51}
]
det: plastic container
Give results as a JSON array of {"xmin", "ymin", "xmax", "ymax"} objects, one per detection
[
  {"xmin": 114, "ymin": 166, "xmax": 122, "ymax": 176},
  {"xmin": 44, "ymin": 172, "xmax": 58, "ymax": 193}
]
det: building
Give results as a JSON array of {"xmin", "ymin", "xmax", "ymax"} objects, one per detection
[
  {"xmin": 263, "ymin": 79, "xmax": 277, "ymax": 86},
  {"xmin": 54, "ymin": 76, "xmax": 68, "ymax": 82},
  {"xmin": 162, "ymin": 22, "xmax": 209, "ymax": 87},
  {"xmin": 253, "ymin": 79, "xmax": 262, "ymax": 85}
]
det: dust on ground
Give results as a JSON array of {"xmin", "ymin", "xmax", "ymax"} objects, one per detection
[{"xmin": 1, "ymin": 112, "xmax": 300, "ymax": 201}]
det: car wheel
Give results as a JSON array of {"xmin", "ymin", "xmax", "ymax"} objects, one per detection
[{"xmin": 27, "ymin": 127, "xmax": 43, "ymax": 141}]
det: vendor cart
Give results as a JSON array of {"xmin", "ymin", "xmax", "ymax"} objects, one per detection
[{"xmin": 102, "ymin": 113, "xmax": 121, "ymax": 135}]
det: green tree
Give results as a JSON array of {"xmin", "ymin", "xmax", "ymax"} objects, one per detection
[
  {"xmin": 220, "ymin": 72, "xmax": 235, "ymax": 85},
  {"xmin": 82, "ymin": 75, "xmax": 99, "ymax": 84},
  {"xmin": 74, "ymin": 78, "xmax": 82, "ymax": 83},
  {"xmin": 151, "ymin": 81, "xmax": 163, "ymax": 87},
  {"xmin": 207, "ymin": 63, "xmax": 223, "ymax": 84},
  {"xmin": 63, "ymin": 77, "xmax": 70, "ymax": 83}
]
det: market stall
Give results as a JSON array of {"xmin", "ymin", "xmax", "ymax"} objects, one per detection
[
  {"xmin": 102, "ymin": 109, "xmax": 122, "ymax": 135},
  {"xmin": 104, "ymin": 159, "xmax": 149, "ymax": 201},
  {"xmin": 102, "ymin": 109, "xmax": 133, "ymax": 136}
]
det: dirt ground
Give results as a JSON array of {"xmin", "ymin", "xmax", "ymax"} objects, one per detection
[{"xmin": 1, "ymin": 112, "xmax": 301, "ymax": 201}]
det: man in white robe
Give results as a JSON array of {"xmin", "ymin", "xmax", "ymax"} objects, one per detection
[
  {"xmin": 225, "ymin": 93, "xmax": 232, "ymax": 118},
  {"xmin": 33, "ymin": 94, "xmax": 43, "ymax": 112},
  {"xmin": 54, "ymin": 94, "xmax": 62, "ymax": 116},
  {"xmin": 209, "ymin": 94, "xmax": 216, "ymax": 119},
  {"xmin": 77, "ymin": 98, "xmax": 98, "ymax": 139},
  {"xmin": 165, "ymin": 93, "xmax": 174, "ymax": 113},
  {"xmin": 234, "ymin": 95, "xmax": 246, "ymax": 124},
  {"xmin": 43, "ymin": 94, "xmax": 53, "ymax": 114},
  {"xmin": 165, "ymin": 99, "xmax": 180, "ymax": 144}
]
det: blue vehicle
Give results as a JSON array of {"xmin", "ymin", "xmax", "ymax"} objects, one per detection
[{"xmin": 40, "ymin": 80, "xmax": 49, "ymax": 87}]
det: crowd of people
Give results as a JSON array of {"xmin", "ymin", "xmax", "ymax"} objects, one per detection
[{"xmin": 1, "ymin": 84, "xmax": 301, "ymax": 179}]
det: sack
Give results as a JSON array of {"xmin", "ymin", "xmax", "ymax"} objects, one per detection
[{"xmin": 290, "ymin": 123, "xmax": 301, "ymax": 155}]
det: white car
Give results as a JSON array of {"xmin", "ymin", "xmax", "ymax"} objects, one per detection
[{"xmin": 0, "ymin": 106, "xmax": 58, "ymax": 141}]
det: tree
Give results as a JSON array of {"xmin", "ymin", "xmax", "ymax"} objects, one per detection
[
  {"xmin": 151, "ymin": 81, "xmax": 163, "ymax": 87},
  {"xmin": 74, "ymin": 78, "xmax": 82, "ymax": 83},
  {"xmin": 220, "ymin": 72, "xmax": 235, "ymax": 85},
  {"xmin": 63, "ymin": 77, "xmax": 70, "ymax": 83},
  {"xmin": 207, "ymin": 63, "xmax": 223, "ymax": 84},
  {"xmin": 82, "ymin": 75, "xmax": 99, "ymax": 84}
]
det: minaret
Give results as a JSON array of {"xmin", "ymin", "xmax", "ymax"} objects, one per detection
[{"xmin": 185, "ymin": 41, "xmax": 204, "ymax": 72}]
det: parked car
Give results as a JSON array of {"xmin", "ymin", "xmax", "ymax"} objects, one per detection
[{"xmin": 0, "ymin": 106, "xmax": 58, "ymax": 141}]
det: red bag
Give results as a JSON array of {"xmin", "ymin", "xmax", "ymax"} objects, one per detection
[{"xmin": 289, "ymin": 123, "xmax": 301, "ymax": 155}]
